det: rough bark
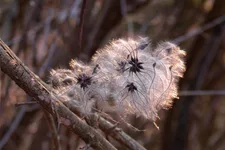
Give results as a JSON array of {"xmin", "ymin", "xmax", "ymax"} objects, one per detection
[{"xmin": 0, "ymin": 39, "xmax": 116, "ymax": 150}]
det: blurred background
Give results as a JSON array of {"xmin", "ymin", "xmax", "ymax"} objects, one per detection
[{"xmin": 0, "ymin": 0, "xmax": 225, "ymax": 150}]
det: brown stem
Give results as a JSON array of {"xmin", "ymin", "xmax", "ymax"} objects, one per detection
[{"xmin": 63, "ymin": 100, "xmax": 147, "ymax": 150}]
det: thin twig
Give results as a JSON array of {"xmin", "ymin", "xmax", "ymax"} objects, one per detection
[
  {"xmin": 69, "ymin": 0, "xmax": 82, "ymax": 19},
  {"xmin": 15, "ymin": 101, "xmax": 37, "ymax": 107},
  {"xmin": 0, "ymin": 79, "xmax": 12, "ymax": 113},
  {"xmin": 0, "ymin": 106, "xmax": 27, "ymax": 149},
  {"xmin": 179, "ymin": 90, "xmax": 225, "ymax": 96},
  {"xmin": 120, "ymin": 0, "xmax": 134, "ymax": 36},
  {"xmin": 172, "ymin": 14, "xmax": 225, "ymax": 44},
  {"xmin": 78, "ymin": 0, "xmax": 87, "ymax": 51},
  {"xmin": 44, "ymin": 110, "xmax": 61, "ymax": 150}
]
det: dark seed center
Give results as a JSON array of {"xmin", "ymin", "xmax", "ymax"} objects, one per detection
[
  {"xmin": 128, "ymin": 57, "xmax": 144, "ymax": 73},
  {"xmin": 126, "ymin": 82, "xmax": 137, "ymax": 92},
  {"xmin": 77, "ymin": 73, "xmax": 92, "ymax": 90}
]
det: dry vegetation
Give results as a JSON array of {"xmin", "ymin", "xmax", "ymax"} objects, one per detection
[{"xmin": 0, "ymin": 0, "xmax": 225, "ymax": 150}]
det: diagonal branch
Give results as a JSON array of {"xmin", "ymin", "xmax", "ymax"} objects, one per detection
[
  {"xmin": 63, "ymin": 100, "xmax": 147, "ymax": 150},
  {"xmin": 0, "ymin": 38, "xmax": 147, "ymax": 150},
  {"xmin": 0, "ymin": 38, "xmax": 116, "ymax": 150}
]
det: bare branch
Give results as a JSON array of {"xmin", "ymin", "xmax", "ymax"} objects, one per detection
[
  {"xmin": 62, "ymin": 100, "xmax": 147, "ymax": 150},
  {"xmin": 0, "ymin": 38, "xmax": 116, "ymax": 150},
  {"xmin": 179, "ymin": 90, "xmax": 225, "ymax": 96},
  {"xmin": 172, "ymin": 14, "xmax": 225, "ymax": 44}
]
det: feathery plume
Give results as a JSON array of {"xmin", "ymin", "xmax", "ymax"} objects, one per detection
[
  {"xmin": 49, "ymin": 37, "xmax": 186, "ymax": 120},
  {"xmin": 92, "ymin": 37, "xmax": 186, "ymax": 120}
]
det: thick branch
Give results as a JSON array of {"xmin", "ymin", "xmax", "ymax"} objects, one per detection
[{"xmin": 0, "ymin": 39, "xmax": 116, "ymax": 150}]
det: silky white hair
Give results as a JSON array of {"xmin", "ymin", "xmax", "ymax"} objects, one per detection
[{"xmin": 49, "ymin": 37, "xmax": 186, "ymax": 120}]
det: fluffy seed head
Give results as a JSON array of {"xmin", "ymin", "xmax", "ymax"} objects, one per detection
[
  {"xmin": 49, "ymin": 37, "xmax": 186, "ymax": 120},
  {"xmin": 91, "ymin": 37, "xmax": 186, "ymax": 120}
]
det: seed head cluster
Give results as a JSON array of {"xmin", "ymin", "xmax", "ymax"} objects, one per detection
[{"xmin": 49, "ymin": 37, "xmax": 186, "ymax": 120}]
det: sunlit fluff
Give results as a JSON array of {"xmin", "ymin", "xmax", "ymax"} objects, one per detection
[
  {"xmin": 49, "ymin": 61, "xmax": 107, "ymax": 115},
  {"xmin": 92, "ymin": 37, "xmax": 186, "ymax": 120},
  {"xmin": 49, "ymin": 37, "xmax": 186, "ymax": 120}
]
